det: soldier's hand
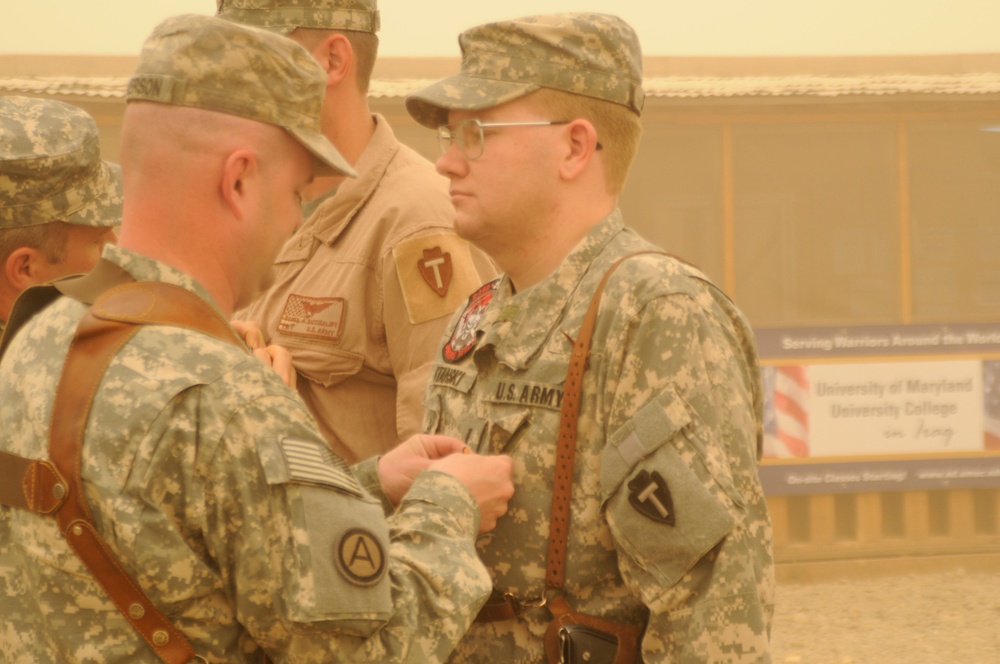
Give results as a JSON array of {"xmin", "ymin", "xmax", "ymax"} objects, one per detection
[
  {"xmin": 429, "ymin": 453, "xmax": 514, "ymax": 534},
  {"xmin": 252, "ymin": 344, "xmax": 298, "ymax": 389},
  {"xmin": 378, "ymin": 434, "xmax": 468, "ymax": 506},
  {"xmin": 232, "ymin": 319, "xmax": 267, "ymax": 350}
]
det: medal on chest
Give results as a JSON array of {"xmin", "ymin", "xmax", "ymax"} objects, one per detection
[{"xmin": 443, "ymin": 279, "xmax": 499, "ymax": 363}]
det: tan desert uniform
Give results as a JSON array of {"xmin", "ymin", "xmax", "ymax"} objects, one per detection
[
  {"xmin": 0, "ymin": 15, "xmax": 491, "ymax": 663},
  {"xmin": 240, "ymin": 116, "xmax": 496, "ymax": 464},
  {"xmin": 221, "ymin": 0, "xmax": 498, "ymax": 464}
]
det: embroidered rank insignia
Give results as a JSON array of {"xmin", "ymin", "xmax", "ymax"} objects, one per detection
[
  {"xmin": 277, "ymin": 293, "xmax": 346, "ymax": 343},
  {"xmin": 443, "ymin": 279, "xmax": 498, "ymax": 363},
  {"xmin": 334, "ymin": 528, "xmax": 386, "ymax": 587},
  {"xmin": 417, "ymin": 246, "xmax": 453, "ymax": 297},
  {"xmin": 627, "ymin": 470, "xmax": 675, "ymax": 525},
  {"xmin": 279, "ymin": 437, "xmax": 361, "ymax": 497}
]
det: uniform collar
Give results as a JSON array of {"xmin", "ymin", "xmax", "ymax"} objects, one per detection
[
  {"xmin": 102, "ymin": 244, "xmax": 223, "ymax": 316},
  {"xmin": 309, "ymin": 114, "xmax": 399, "ymax": 247},
  {"xmin": 476, "ymin": 210, "xmax": 626, "ymax": 370}
]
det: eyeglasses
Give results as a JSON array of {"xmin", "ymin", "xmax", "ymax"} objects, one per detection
[{"xmin": 437, "ymin": 118, "xmax": 577, "ymax": 161}]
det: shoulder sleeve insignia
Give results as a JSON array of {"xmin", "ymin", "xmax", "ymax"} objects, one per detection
[
  {"xmin": 334, "ymin": 528, "xmax": 387, "ymax": 586},
  {"xmin": 418, "ymin": 246, "xmax": 452, "ymax": 297},
  {"xmin": 392, "ymin": 232, "xmax": 487, "ymax": 325},
  {"xmin": 443, "ymin": 278, "xmax": 499, "ymax": 364},
  {"xmin": 279, "ymin": 436, "xmax": 362, "ymax": 497},
  {"xmin": 628, "ymin": 470, "xmax": 675, "ymax": 525}
]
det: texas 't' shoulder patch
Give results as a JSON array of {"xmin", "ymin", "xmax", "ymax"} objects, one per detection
[{"xmin": 392, "ymin": 232, "xmax": 484, "ymax": 325}]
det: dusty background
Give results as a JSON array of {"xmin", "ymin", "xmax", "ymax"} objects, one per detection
[{"xmin": 772, "ymin": 566, "xmax": 1000, "ymax": 663}]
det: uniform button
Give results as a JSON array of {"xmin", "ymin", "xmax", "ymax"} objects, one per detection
[
  {"xmin": 128, "ymin": 603, "xmax": 145, "ymax": 620},
  {"xmin": 52, "ymin": 483, "xmax": 66, "ymax": 500},
  {"xmin": 71, "ymin": 525, "xmax": 83, "ymax": 537},
  {"xmin": 152, "ymin": 631, "xmax": 169, "ymax": 647}
]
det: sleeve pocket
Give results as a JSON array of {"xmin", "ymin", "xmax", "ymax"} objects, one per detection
[{"xmin": 601, "ymin": 387, "xmax": 743, "ymax": 588}]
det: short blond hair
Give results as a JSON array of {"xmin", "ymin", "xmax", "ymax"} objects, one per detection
[
  {"xmin": 526, "ymin": 88, "xmax": 642, "ymax": 196},
  {"xmin": 292, "ymin": 27, "xmax": 379, "ymax": 94}
]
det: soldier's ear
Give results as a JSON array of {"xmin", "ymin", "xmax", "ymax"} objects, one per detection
[
  {"xmin": 559, "ymin": 119, "xmax": 600, "ymax": 182},
  {"xmin": 5, "ymin": 246, "xmax": 44, "ymax": 290},
  {"xmin": 311, "ymin": 33, "xmax": 352, "ymax": 88},
  {"xmin": 219, "ymin": 149, "xmax": 257, "ymax": 221}
]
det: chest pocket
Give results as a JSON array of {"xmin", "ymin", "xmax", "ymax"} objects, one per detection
[
  {"xmin": 283, "ymin": 343, "xmax": 364, "ymax": 388},
  {"xmin": 600, "ymin": 386, "xmax": 745, "ymax": 588}
]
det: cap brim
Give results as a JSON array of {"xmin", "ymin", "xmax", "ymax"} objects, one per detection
[
  {"xmin": 405, "ymin": 74, "xmax": 541, "ymax": 128},
  {"xmin": 64, "ymin": 160, "xmax": 123, "ymax": 228},
  {"xmin": 287, "ymin": 127, "xmax": 356, "ymax": 178}
]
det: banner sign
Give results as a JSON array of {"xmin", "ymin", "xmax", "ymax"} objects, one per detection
[{"xmin": 754, "ymin": 323, "xmax": 1000, "ymax": 495}]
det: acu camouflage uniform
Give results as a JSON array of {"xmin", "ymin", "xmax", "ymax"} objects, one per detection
[
  {"xmin": 406, "ymin": 14, "xmax": 775, "ymax": 663},
  {"xmin": 0, "ymin": 15, "xmax": 490, "ymax": 663},
  {"xmin": 0, "ymin": 95, "xmax": 123, "ymax": 336}
]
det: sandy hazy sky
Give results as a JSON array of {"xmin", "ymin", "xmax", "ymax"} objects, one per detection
[{"xmin": 2, "ymin": 0, "xmax": 999, "ymax": 57}]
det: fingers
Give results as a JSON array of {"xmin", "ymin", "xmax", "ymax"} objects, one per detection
[
  {"xmin": 267, "ymin": 345, "xmax": 297, "ymax": 389},
  {"xmin": 430, "ymin": 453, "xmax": 515, "ymax": 534},
  {"xmin": 232, "ymin": 319, "xmax": 267, "ymax": 350},
  {"xmin": 396, "ymin": 433, "xmax": 467, "ymax": 460},
  {"xmin": 252, "ymin": 345, "xmax": 297, "ymax": 388}
]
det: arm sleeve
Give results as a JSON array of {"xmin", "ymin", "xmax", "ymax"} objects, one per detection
[
  {"xmin": 600, "ymin": 295, "xmax": 773, "ymax": 663},
  {"xmin": 204, "ymin": 393, "xmax": 491, "ymax": 663}
]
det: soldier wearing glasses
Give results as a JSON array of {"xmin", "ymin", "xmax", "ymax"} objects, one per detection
[{"xmin": 391, "ymin": 13, "xmax": 776, "ymax": 662}]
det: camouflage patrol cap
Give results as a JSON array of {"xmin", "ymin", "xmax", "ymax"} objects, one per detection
[
  {"xmin": 0, "ymin": 96, "xmax": 122, "ymax": 230},
  {"xmin": 406, "ymin": 13, "xmax": 645, "ymax": 129},
  {"xmin": 216, "ymin": 0, "xmax": 380, "ymax": 34},
  {"xmin": 127, "ymin": 14, "xmax": 355, "ymax": 177}
]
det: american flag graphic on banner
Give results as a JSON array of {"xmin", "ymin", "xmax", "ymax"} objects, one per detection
[
  {"xmin": 984, "ymin": 361, "xmax": 1000, "ymax": 451},
  {"xmin": 763, "ymin": 365, "xmax": 810, "ymax": 458}
]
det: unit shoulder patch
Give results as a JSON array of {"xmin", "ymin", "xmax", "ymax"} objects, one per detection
[
  {"xmin": 334, "ymin": 528, "xmax": 386, "ymax": 586},
  {"xmin": 392, "ymin": 232, "xmax": 485, "ymax": 325},
  {"xmin": 443, "ymin": 279, "xmax": 499, "ymax": 363},
  {"xmin": 628, "ymin": 470, "xmax": 675, "ymax": 525}
]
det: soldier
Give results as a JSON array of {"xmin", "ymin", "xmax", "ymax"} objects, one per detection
[
  {"xmin": 400, "ymin": 13, "xmax": 775, "ymax": 662},
  {"xmin": 0, "ymin": 96, "xmax": 120, "ymax": 338},
  {"xmin": 0, "ymin": 15, "xmax": 512, "ymax": 663},
  {"xmin": 218, "ymin": 0, "xmax": 499, "ymax": 464}
]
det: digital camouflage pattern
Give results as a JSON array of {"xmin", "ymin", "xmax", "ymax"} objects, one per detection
[
  {"xmin": 406, "ymin": 13, "xmax": 645, "ymax": 130},
  {"xmin": 0, "ymin": 244, "xmax": 492, "ymax": 662},
  {"xmin": 216, "ymin": 0, "xmax": 380, "ymax": 34},
  {"xmin": 0, "ymin": 96, "xmax": 122, "ymax": 229},
  {"xmin": 421, "ymin": 211, "xmax": 775, "ymax": 662},
  {"xmin": 127, "ymin": 13, "xmax": 354, "ymax": 178}
]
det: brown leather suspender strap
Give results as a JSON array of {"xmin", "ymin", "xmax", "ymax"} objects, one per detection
[
  {"xmin": 2, "ymin": 278, "xmax": 243, "ymax": 664},
  {"xmin": 475, "ymin": 251, "xmax": 667, "ymax": 630},
  {"xmin": 545, "ymin": 250, "xmax": 666, "ymax": 593}
]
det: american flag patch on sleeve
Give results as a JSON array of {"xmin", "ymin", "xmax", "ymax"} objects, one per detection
[{"xmin": 278, "ymin": 437, "xmax": 362, "ymax": 496}]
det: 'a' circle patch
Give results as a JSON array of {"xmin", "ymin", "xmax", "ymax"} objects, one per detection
[{"xmin": 334, "ymin": 528, "xmax": 386, "ymax": 587}]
